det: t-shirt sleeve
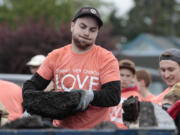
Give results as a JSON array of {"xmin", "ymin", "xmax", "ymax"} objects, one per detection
[
  {"xmin": 37, "ymin": 51, "xmax": 57, "ymax": 80},
  {"xmin": 9, "ymin": 83, "xmax": 23, "ymax": 121},
  {"xmin": 99, "ymin": 52, "xmax": 120, "ymax": 85},
  {"xmin": 16, "ymin": 85, "xmax": 23, "ymax": 114}
]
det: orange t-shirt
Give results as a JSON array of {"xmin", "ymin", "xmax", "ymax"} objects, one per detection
[
  {"xmin": 107, "ymin": 86, "xmax": 142, "ymax": 129},
  {"xmin": 121, "ymin": 86, "xmax": 142, "ymax": 100},
  {"xmin": 0, "ymin": 80, "xmax": 23, "ymax": 121},
  {"xmin": 37, "ymin": 44, "xmax": 120, "ymax": 129},
  {"xmin": 142, "ymin": 93, "xmax": 156, "ymax": 102},
  {"xmin": 152, "ymin": 88, "xmax": 169, "ymax": 105}
]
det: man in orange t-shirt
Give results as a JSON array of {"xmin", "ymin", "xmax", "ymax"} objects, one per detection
[
  {"xmin": 22, "ymin": 7, "xmax": 120, "ymax": 129},
  {"xmin": 136, "ymin": 69, "xmax": 155, "ymax": 102},
  {"xmin": 108, "ymin": 59, "xmax": 142, "ymax": 129},
  {"xmin": 0, "ymin": 80, "xmax": 23, "ymax": 121},
  {"xmin": 153, "ymin": 48, "xmax": 180, "ymax": 105}
]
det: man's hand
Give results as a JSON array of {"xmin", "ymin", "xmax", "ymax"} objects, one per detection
[{"xmin": 71, "ymin": 89, "xmax": 94, "ymax": 111}]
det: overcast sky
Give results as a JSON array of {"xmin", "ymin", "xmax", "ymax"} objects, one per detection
[
  {"xmin": 103, "ymin": 0, "xmax": 135, "ymax": 17},
  {"xmin": 0, "ymin": 0, "xmax": 135, "ymax": 18}
]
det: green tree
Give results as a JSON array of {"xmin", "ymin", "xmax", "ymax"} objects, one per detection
[
  {"xmin": 126, "ymin": 0, "xmax": 180, "ymax": 40},
  {"xmin": 108, "ymin": 9, "xmax": 125, "ymax": 36},
  {"xmin": 0, "ymin": 0, "xmax": 73, "ymax": 27},
  {"xmin": 0, "ymin": 0, "xmax": 110, "ymax": 28},
  {"xmin": 107, "ymin": 0, "xmax": 180, "ymax": 41}
]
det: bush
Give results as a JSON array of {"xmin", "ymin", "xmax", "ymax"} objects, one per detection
[{"xmin": 0, "ymin": 18, "xmax": 118, "ymax": 73}]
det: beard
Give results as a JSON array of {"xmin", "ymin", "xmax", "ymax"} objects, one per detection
[{"xmin": 72, "ymin": 34, "xmax": 94, "ymax": 50}]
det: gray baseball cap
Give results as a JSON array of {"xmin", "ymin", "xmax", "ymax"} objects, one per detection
[
  {"xmin": 159, "ymin": 48, "xmax": 180, "ymax": 64},
  {"xmin": 72, "ymin": 7, "xmax": 103, "ymax": 28}
]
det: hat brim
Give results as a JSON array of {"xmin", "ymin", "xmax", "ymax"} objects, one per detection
[
  {"xmin": 26, "ymin": 62, "xmax": 41, "ymax": 66},
  {"xmin": 73, "ymin": 14, "xmax": 103, "ymax": 28}
]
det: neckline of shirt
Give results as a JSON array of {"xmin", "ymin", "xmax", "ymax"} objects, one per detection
[{"xmin": 70, "ymin": 44, "xmax": 96, "ymax": 56}]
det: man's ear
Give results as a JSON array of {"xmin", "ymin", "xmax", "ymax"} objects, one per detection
[{"xmin": 71, "ymin": 22, "xmax": 75, "ymax": 32}]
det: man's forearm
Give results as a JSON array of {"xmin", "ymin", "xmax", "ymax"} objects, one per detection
[
  {"xmin": 91, "ymin": 81, "xmax": 121, "ymax": 107},
  {"xmin": 23, "ymin": 73, "xmax": 50, "ymax": 94},
  {"xmin": 23, "ymin": 73, "xmax": 121, "ymax": 107}
]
